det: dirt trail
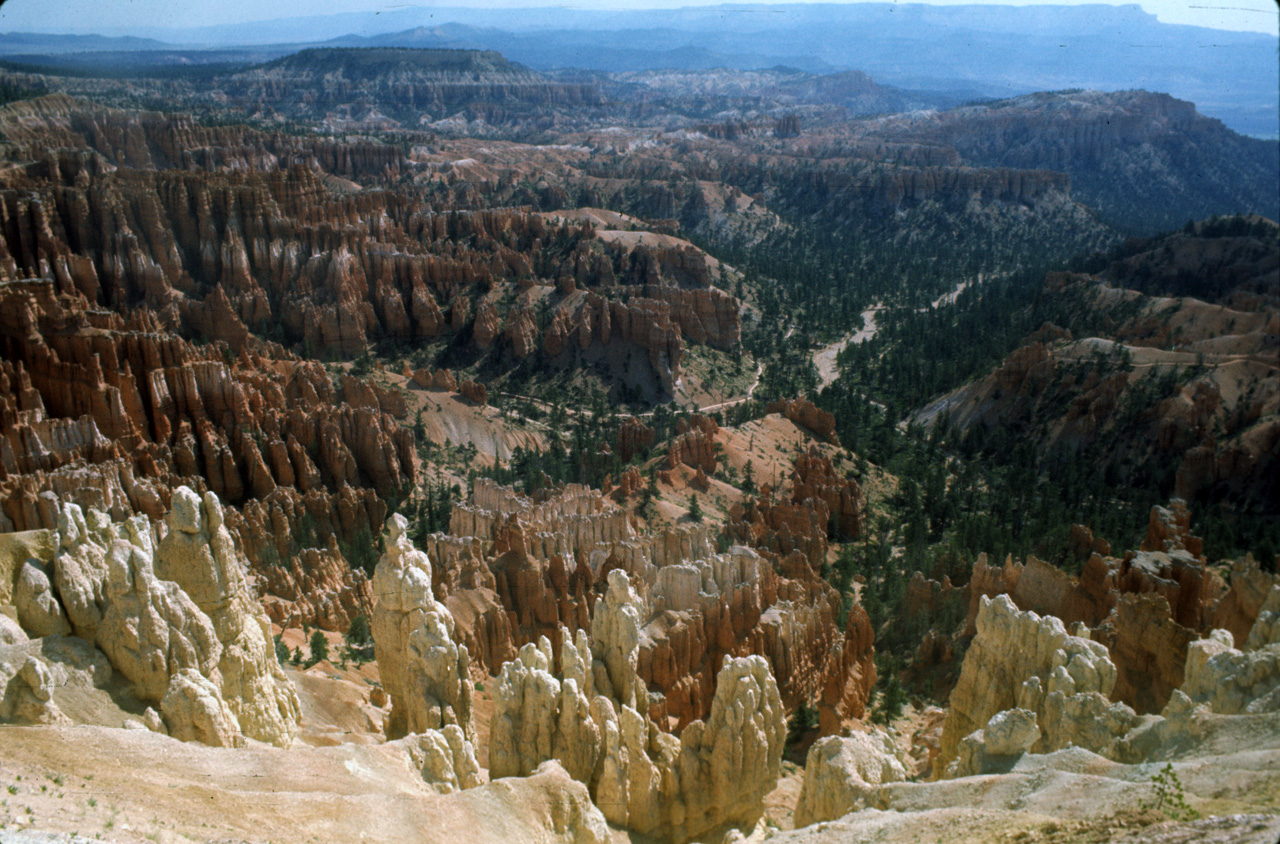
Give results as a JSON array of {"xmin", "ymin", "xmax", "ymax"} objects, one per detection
[
  {"xmin": 813, "ymin": 276, "xmax": 980, "ymax": 390},
  {"xmin": 813, "ymin": 306, "xmax": 883, "ymax": 389}
]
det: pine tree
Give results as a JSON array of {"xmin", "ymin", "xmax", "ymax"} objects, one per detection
[
  {"xmin": 308, "ymin": 630, "xmax": 329, "ymax": 667},
  {"xmin": 687, "ymin": 494, "xmax": 703, "ymax": 523},
  {"xmin": 344, "ymin": 614, "xmax": 374, "ymax": 663}
]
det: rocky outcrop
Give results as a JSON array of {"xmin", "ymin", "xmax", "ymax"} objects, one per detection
[
  {"xmin": 591, "ymin": 569, "xmax": 644, "ymax": 711},
  {"xmin": 1, "ymin": 486, "xmax": 298, "ymax": 747},
  {"xmin": 1182, "ymin": 586, "xmax": 1280, "ymax": 715},
  {"xmin": 154, "ymin": 486, "xmax": 301, "ymax": 747},
  {"xmin": 982, "ymin": 707, "xmax": 1041, "ymax": 756},
  {"xmin": 15, "ymin": 558, "xmax": 71, "ymax": 637},
  {"xmin": 97, "ymin": 530, "xmax": 222, "ymax": 702},
  {"xmin": 938, "ymin": 595, "xmax": 1138, "ymax": 774},
  {"xmin": 161, "ymin": 668, "xmax": 243, "ymax": 748},
  {"xmin": 259, "ymin": 538, "xmax": 374, "ymax": 632},
  {"xmin": 603, "ymin": 654, "xmax": 785, "ymax": 841},
  {"xmin": 492, "ymin": 639, "xmax": 785, "ymax": 843},
  {"xmin": 402, "ymin": 725, "xmax": 483, "ymax": 793},
  {"xmin": 666, "ymin": 414, "xmax": 719, "ymax": 474},
  {"xmin": 728, "ymin": 447, "xmax": 862, "ymax": 569},
  {"xmin": 0, "ymin": 272, "xmax": 415, "ymax": 626},
  {"xmin": 51, "ymin": 502, "xmax": 113, "ymax": 642},
  {"xmin": 1, "ymin": 655, "xmax": 69, "ymax": 725},
  {"xmin": 1140, "ymin": 498, "xmax": 1203, "ymax": 559},
  {"xmin": 767, "ymin": 398, "xmax": 839, "ymax": 444},
  {"xmin": 617, "ymin": 419, "xmax": 655, "ymax": 463},
  {"xmin": 923, "ymin": 506, "xmax": 1277, "ymax": 714},
  {"xmin": 489, "ymin": 631, "xmax": 601, "ymax": 782},
  {"xmin": 0, "ymin": 613, "xmax": 25, "ymax": 646},
  {"xmin": 435, "ymin": 478, "xmax": 873, "ymax": 737},
  {"xmin": 372, "ymin": 513, "xmax": 474, "ymax": 741},
  {"xmin": 794, "ymin": 731, "xmax": 907, "ymax": 827},
  {"xmin": 1094, "ymin": 592, "xmax": 1197, "ymax": 714}
]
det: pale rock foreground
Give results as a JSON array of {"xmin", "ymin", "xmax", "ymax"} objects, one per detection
[
  {"xmin": 1, "ymin": 489, "xmax": 300, "ymax": 748},
  {"xmin": 489, "ymin": 629, "xmax": 601, "ymax": 782},
  {"xmin": 793, "ymin": 730, "xmax": 907, "ymax": 827},
  {"xmin": 0, "ymin": 724, "xmax": 609, "ymax": 844},
  {"xmin": 779, "ymin": 700, "xmax": 1280, "ymax": 843},
  {"xmin": 372, "ymin": 512, "xmax": 474, "ymax": 741},
  {"xmin": 161, "ymin": 667, "xmax": 243, "ymax": 748},
  {"xmin": 155, "ymin": 487, "xmax": 301, "ymax": 746},
  {"xmin": 96, "ymin": 530, "xmax": 222, "ymax": 703},
  {"xmin": 491, "ymin": 576, "xmax": 787, "ymax": 844},
  {"xmin": 1182, "ymin": 584, "xmax": 1280, "ymax": 715},
  {"xmin": 938, "ymin": 594, "xmax": 1139, "ymax": 774}
]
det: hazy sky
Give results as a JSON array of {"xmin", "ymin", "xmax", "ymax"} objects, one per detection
[{"xmin": 0, "ymin": 0, "xmax": 1276, "ymax": 36}]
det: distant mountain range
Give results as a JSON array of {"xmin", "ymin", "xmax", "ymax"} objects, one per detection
[{"xmin": 1, "ymin": 3, "xmax": 1276, "ymax": 137}]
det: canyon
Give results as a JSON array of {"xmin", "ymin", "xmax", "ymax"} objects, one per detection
[{"xmin": 0, "ymin": 31, "xmax": 1277, "ymax": 844}]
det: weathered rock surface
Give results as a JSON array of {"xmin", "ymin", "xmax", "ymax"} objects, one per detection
[
  {"xmin": 938, "ymin": 595, "xmax": 1136, "ymax": 774},
  {"xmin": 494, "ymin": 640, "xmax": 785, "ymax": 843},
  {"xmin": 0, "ymin": 654, "xmax": 69, "ymax": 725},
  {"xmin": 727, "ymin": 446, "xmax": 862, "ymax": 568},
  {"xmin": 0, "ymin": 613, "xmax": 26, "ymax": 645},
  {"xmin": 913, "ymin": 506, "xmax": 1278, "ymax": 716},
  {"xmin": 489, "ymin": 631, "xmax": 601, "ymax": 783},
  {"xmin": 372, "ymin": 513, "xmax": 473, "ymax": 741},
  {"xmin": 402, "ymin": 724, "xmax": 483, "ymax": 793},
  {"xmin": 591, "ymin": 569, "xmax": 644, "ymax": 710},
  {"xmin": 97, "ymin": 532, "xmax": 222, "ymax": 702},
  {"xmin": 982, "ymin": 708, "xmax": 1041, "ymax": 757},
  {"xmin": 436, "ymin": 478, "xmax": 873, "ymax": 735},
  {"xmin": 1182, "ymin": 586, "xmax": 1280, "ymax": 715},
  {"xmin": 794, "ymin": 731, "xmax": 907, "ymax": 827},
  {"xmin": 15, "ymin": 558, "xmax": 71, "ymax": 637},
  {"xmin": 161, "ymin": 667, "xmax": 243, "ymax": 748},
  {"xmin": 154, "ymin": 486, "xmax": 300, "ymax": 746}
]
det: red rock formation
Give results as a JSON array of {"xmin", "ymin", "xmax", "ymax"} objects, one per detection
[
  {"xmin": 727, "ymin": 447, "xmax": 863, "ymax": 569},
  {"xmin": 667, "ymin": 414, "xmax": 720, "ymax": 474},
  {"xmin": 767, "ymin": 398, "xmax": 839, "ymax": 444},
  {"xmin": 1068, "ymin": 523, "xmax": 1111, "ymax": 561},
  {"xmin": 258, "ymin": 536, "xmax": 375, "ymax": 632},
  {"xmin": 818, "ymin": 602, "xmax": 877, "ymax": 733},
  {"xmin": 1094, "ymin": 593, "xmax": 1196, "ymax": 713},
  {"xmin": 611, "ymin": 467, "xmax": 644, "ymax": 500},
  {"xmin": 1139, "ymin": 498, "xmax": 1204, "ymax": 559},
  {"xmin": 0, "ymin": 273, "xmax": 416, "ymax": 623},
  {"xmin": 459, "ymin": 380, "xmax": 487, "ymax": 406},
  {"xmin": 480, "ymin": 519, "xmax": 597, "ymax": 659},
  {"xmin": 617, "ymin": 418, "xmax": 656, "ymax": 462}
]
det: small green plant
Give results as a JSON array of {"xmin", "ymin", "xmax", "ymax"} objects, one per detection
[
  {"xmin": 687, "ymin": 494, "xmax": 704, "ymax": 523},
  {"xmin": 343, "ymin": 614, "xmax": 374, "ymax": 664},
  {"xmin": 88, "ymin": 798, "xmax": 97, "ymax": 808},
  {"xmin": 307, "ymin": 630, "xmax": 329, "ymax": 667},
  {"xmin": 6, "ymin": 786, "xmax": 15, "ymax": 795},
  {"xmin": 786, "ymin": 704, "xmax": 819, "ymax": 747},
  {"xmin": 1141, "ymin": 763, "xmax": 1199, "ymax": 821}
]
